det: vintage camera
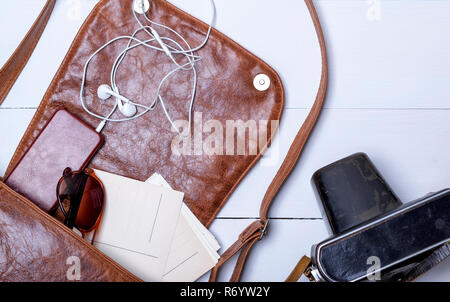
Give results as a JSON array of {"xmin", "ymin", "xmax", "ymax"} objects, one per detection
[{"xmin": 307, "ymin": 153, "xmax": 449, "ymax": 282}]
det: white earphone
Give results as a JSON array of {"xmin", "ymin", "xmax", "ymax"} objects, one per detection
[
  {"xmin": 80, "ymin": 0, "xmax": 217, "ymax": 134},
  {"xmin": 97, "ymin": 84, "xmax": 137, "ymax": 118}
]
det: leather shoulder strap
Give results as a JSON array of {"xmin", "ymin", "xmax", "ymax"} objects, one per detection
[
  {"xmin": 285, "ymin": 256, "xmax": 312, "ymax": 282},
  {"xmin": 0, "ymin": 0, "xmax": 56, "ymax": 106},
  {"xmin": 209, "ymin": 0, "xmax": 328, "ymax": 282}
]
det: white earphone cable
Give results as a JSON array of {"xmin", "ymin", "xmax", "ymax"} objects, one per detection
[{"xmin": 80, "ymin": 0, "xmax": 216, "ymax": 134}]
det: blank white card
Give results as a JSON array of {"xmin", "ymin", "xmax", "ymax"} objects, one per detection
[{"xmin": 92, "ymin": 169, "xmax": 183, "ymax": 281}]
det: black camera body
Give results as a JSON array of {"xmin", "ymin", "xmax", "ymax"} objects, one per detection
[{"xmin": 309, "ymin": 153, "xmax": 450, "ymax": 282}]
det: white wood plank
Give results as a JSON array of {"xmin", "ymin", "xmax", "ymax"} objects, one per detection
[
  {"xmin": 217, "ymin": 108, "xmax": 450, "ymax": 219},
  {"xmin": 0, "ymin": 1, "xmax": 46, "ymax": 66},
  {"xmin": 1, "ymin": 108, "xmax": 448, "ymax": 218},
  {"xmin": 0, "ymin": 0, "xmax": 98, "ymax": 108},
  {"xmin": 315, "ymin": 0, "xmax": 450, "ymax": 109},
  {"xmin": 172, "ymin": 0, "xmax": 450, "ymax": 109},
  {"xmin": 3, "ymin": 1, "xmax": 450, "ymax": 109},
  {"xmin": 0, "ymin": 109, "xmax": 36, "ymax": 177}
]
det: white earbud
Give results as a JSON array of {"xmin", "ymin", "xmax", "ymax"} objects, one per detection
[{"xmin": 97, "ymin": 84, "xmax": 137, "ymax": 117}]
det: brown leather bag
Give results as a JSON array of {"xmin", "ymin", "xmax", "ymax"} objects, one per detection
[
  {"xmin": 0, "ymin": 0, "xmax": 136, "ymax": 282},
  {"xmin": 0, "ymin": 182, "xmax": 140, "ymax": 281},
  {"xmin": 0, "ymin": 0, "xmax": 327, "ymax": 281},
  {"xmin": 3, "ymin": 0, "xmax": 284, "ymax": 227}
]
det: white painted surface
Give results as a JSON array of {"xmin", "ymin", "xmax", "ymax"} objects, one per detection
[{"xmin": 0, "ymin": 0, "xmax": 449, "ymax": 282}]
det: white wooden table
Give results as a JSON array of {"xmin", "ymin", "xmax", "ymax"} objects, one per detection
[{"xmin": 1, "ymin": 0, "xmax": 449, "ymax": 282}]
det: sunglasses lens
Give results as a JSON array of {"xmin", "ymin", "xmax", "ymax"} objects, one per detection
[{"xmin": 58, "ymin": 172, "xmax": 104, "ymax": 231}]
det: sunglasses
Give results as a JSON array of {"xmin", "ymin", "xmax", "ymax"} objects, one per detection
[{"xmin": 56, "ymin": 168, "xmax": 105, "ymax": 243}]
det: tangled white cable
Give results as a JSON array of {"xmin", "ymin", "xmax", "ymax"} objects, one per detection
[{"xmin": 79, "ymin": 0, "xmax": 217, "ymax": 134}]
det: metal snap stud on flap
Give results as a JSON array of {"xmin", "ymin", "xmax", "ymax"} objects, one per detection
[
  {"xmin": 253, "ymin": 74, "xmax": 271, "ymax": 92},
  {"xmin": 134, "ymin": 0, "xmax": 150, "ymax": 14}
]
